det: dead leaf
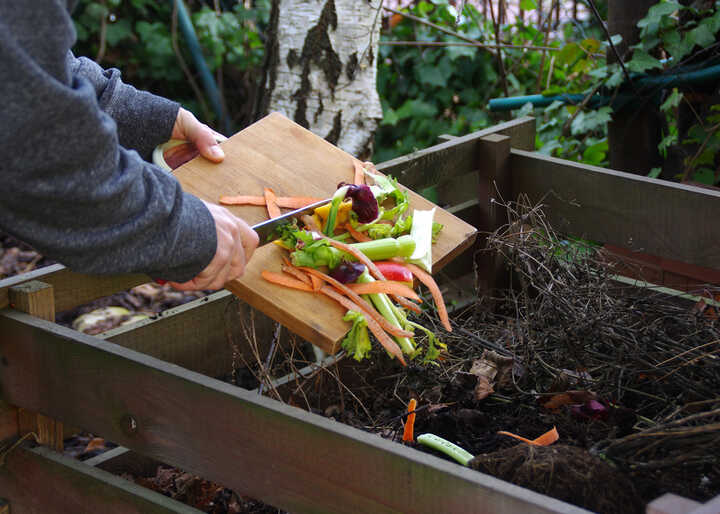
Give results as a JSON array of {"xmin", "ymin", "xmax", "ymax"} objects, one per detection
[
  {"xmin": 539, "ymin": 390, "xmax": 598, "ymax": 411},
  {"xmin": 83, "ymin": 437, "xmax": 105, "ymax": 453},
  {"xmin": 474, "ymin": 376, "xmax": 495, "ymax": 401},
  {"xmin": 469, "ymin": 350, "xmax": 515, "ymax": 400}
]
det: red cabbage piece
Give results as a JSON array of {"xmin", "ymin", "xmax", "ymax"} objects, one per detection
[
  {"xmin": 339, "ymin": 183, "xmax": 379, "ymax": 223},
  {"xmin": 329, "ymin": 262, "xmax": 366, "ymax": 284}
]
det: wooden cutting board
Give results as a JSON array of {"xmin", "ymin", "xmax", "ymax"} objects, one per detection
[{"xmin": 173, "ymin": 112, "xmax": 477, "ymax": 353}]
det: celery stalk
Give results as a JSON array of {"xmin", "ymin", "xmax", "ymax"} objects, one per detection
[
  {"xmin": 357, "ymin": 270, "xmax": 415, "ymax": 354},
  {"xmin": 323, "ymin": 185, "xmax": 350, "ymax": 236},
  {"xmin": 408, "ymin": 208, "xmax": 436, "ymax": 273},
  {"xmin": 291, "ymin": 235, "xmax": 415, "ymax": 268},
  {"xmin": 417, "ymin": 434, "xmax": 474, "ymax": 466}
]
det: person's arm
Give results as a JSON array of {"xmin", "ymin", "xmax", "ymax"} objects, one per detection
[
  {"xmin": 69, "ymin": 54, "xmax": 226, "ymax": 163},
  {"xmin": 68, "ymin": 52, "xmax": 179, "ymax": 160},
  {"xmin": 0, "ymin": 1, "xmax": 250, "ymax": 283}
]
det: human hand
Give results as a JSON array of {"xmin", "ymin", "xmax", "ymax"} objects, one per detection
[
  {"xmin": 168, "ymin": 202, "xmax": 259, "ymax": 291},
  {"xmin": 171, "ymin": 107, "xmax": 227, "ymax": 163}
]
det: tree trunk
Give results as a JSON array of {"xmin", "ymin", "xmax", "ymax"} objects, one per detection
[
  {"xmin": 255, "ymin": 0, "xmax": 382, "ymax": 159},
  {"xmin": 607, "ymin": 0, "xmax": 662, "ymax": 175}
]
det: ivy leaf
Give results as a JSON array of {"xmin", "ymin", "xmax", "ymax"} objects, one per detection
[
  {"xmin": 638, "ymin": 1, "xmax": 683, "ymax": 27},
  {"xmin": 583, "ymin": 140, "xmax": 608, "ymax": 165},
  {"xmin": 557, "ymin": 42, "xmax": 582, "ymax": 67},
  {"xmin": 416, "ymin": 64, "xmax": 446, "ymax": 87},
  {"xmin": 520, "ymin": 0, "xmax": 537, "ymax": 10},
  {"xmin": 660, "ymin": 88, "xmax": 683, "ymax": 112},
  {"xmin": 395, "ymin": 99, "xmax": 438, "ymax": 120},
  {"xmin": 571, "ymin": 107, "xmax": 612, "ymax": 136},
  {"xmin": 692, "ymin": 168, "xmax": 716, "ymax": 185},
  {"xmin": 105, "ymin": 19, "xmax": 133, "ymax": 46},
  {"xmin": 606, "ymin": 67, "xmax": 625, "ymax": 88},
  {"xmin": 662, "ymin": 31, "xmax": 695, "ymax": 61},
  {"xmin": 626, "ymin": 50, "xmax": 663, "ymax": 73},
  {"xmin": 689, "ymin": 23, "xmax": 715, "ymax": 48}
]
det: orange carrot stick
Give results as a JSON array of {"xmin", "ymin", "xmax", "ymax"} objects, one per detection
[
  {"xmin": 353, "ymin": 160, "xmax": 365, "ymax": 185},
  {"xmin": 218, "ymin": 195, "xmax": 266, "ymax": 206},
  {"xmin": 281, "ymin": 264, "xmax": 312, "ymax": 285},
  {"xmin": 345, "ymin": 223, "xmax": 372, "ymax": 242},
  {"xmin": 347, "ymin": 281, "xmax": 422, "ymax": 302},
  {"xmin": 497, "ymin": 426, "xmax": 559, "ymax": 446},
  {"xmin": 405, "ymin": 263, "xmax": 451, "ymax": 332},
  {"xmin": 264, "ymin": 188, "xmax": 281, "ymax": 219},
  {"xmin": 261, "ymin": 271, "xmax": 314, "ymax": 292},
  {"xmin": 403, "ymin": 398, "xmax": 417, "ymax": 442},
  {"xmin": 320, "ymin": 285, "xmax": 405, "ymax": 365},
  {"xmin": 219, "ymin": 195, "xmax": 323, "ymax": 209},
  {"xmin": 309, "ymin": 274, "xmax": 323, "ymax": 292},
  {"xmin": 298, "ymin": 266, "xmax": 414, "ymax": 339}
]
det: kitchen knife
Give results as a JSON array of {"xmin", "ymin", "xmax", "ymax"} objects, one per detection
[{"xmin": 252, "ymin": 197, "xmax": 331, "ymax": 245}]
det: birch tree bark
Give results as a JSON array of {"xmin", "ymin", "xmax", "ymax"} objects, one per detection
[{"xmin": 256, "ymin": 0, "xmax": 383, "ymax": 159}]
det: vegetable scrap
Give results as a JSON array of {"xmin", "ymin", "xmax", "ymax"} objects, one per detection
[
  {"xmin": 228, "ymin": 159, "xmax": 450, "ymax": 366},
  {"xmin": 497, "ymin": 426, "xmax": 559, "ymax": 446},
  {"xmin": 402, "ymin": 398, "xmax": 418, "ymax": 443}
]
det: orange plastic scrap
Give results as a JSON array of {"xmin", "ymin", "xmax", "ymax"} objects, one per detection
[
  {"xmin": 403, "ymin": 398, "xmax": 418, "ymax": 442},
  {"xmin": 497, "ymin": 426, "xmax": 559, "ymax": 446}
]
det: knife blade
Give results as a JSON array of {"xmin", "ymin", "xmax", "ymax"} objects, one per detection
[{"xmin": 252, "ymin": 197, "xmax": 332, "ymax": 245}]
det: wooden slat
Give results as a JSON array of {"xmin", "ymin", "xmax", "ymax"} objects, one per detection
[
  {"xmin": 511, "ymin": 150, "xmax": 720, "ymax": 270},
  {"xmin": 0, "ymin": 445, "xmax": 201, "ymax": 513},
  {"xmin": 0, "ymin": 310, "xmax": 587, "ymax": 514},
  {"xmin": 9, "ymin": 281, "xmax": 63, "ymax": 452},
  {"xmin": 476, "ymin": 134, "xmax": 512, "ymax": 293},
  {"xmin": 378, "ymin": 116, "xmax": 535, "ymax": 192},
  {"xmin": 0, "ymin": 264, "xmax": 147, "ymax": 312},
  {"xmin": 0, "ymin": 400, "xmax": 17, "ymax": 442}
]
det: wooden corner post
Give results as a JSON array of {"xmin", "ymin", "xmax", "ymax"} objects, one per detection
[
  {"xmin": 476, "ymin": 133, "xmax": 512, "ymax": 293},
  {"xmin": 8, "ymin": 281, "xmax": 64, "ymax": 452}
]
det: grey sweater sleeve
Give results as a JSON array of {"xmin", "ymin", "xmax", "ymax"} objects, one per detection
[
  {"xmin": 0, "ymin": 0, "xmax": 216, "ymax": 282},
  {"xmin": 68, "ymin": 54, "xmax": 179, "ymax": 160}
]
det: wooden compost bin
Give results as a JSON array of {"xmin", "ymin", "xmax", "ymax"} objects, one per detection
[{"xmin": 1, "ymin": 117, "xmax": 719, "ymax": 514}]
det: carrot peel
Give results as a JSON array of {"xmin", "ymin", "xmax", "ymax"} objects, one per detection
[
  {"xmin": 497, "ymin": 426, "xmax": 559, "ymax": 446},
  {"xmin": 403, "ymin": 398, "xmax": 417, "ymax": 443},
  {"xmin": 405, "ymin": 263, "xmax": 451, "ymax": 332}
]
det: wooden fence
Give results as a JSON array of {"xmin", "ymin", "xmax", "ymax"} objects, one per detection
[{"xmin": 1, "ymin": 116, "xmax": 718, "ymax": 513}]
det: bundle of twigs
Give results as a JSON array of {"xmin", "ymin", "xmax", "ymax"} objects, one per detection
[{"xmin": 470, "ymin": 195, "xmax": 720, "ymax": 473}]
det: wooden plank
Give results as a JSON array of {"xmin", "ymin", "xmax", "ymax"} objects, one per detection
[
  {"xmin": 647, "ymin": 493, "xmax": 701, "ymax": 514},
  {"xmin": 102, "ymin": 291, "xmax": 275, "ymax": 378},
  {"xmin": 8, "ymin": 281, "xmax": 63, "ymax": 452},
  {"xmin": 476, "ymin": 134, "xmax": 512, "ymax": 293},
  {"xmin": 510, "ymin": 150, "xmax": 720, "ymax": 270},
  {"xmin": 174, "ymin": 112, "xmax": 476, "ymax": 353},
  {"xmin": 0, "ymin": 445, "xmax": 201, "ymax": 513},
  {"xmin": 690, "ymin": 495, "xmax": 720, "ymax": 514},
  {"xmin": 378, "ymin": 116, "xmax": 535, "ymax": 192},
  {"xmin": 0, "ymin": 310, "xmax": 587, "ymax": 514},
  {"xmin": 0, "ymin": 400, "xmax": 17, "ymax": 442},
  {"xmin": 0, "ymin": 264, "xmax": 147, "ymax": 312}
]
